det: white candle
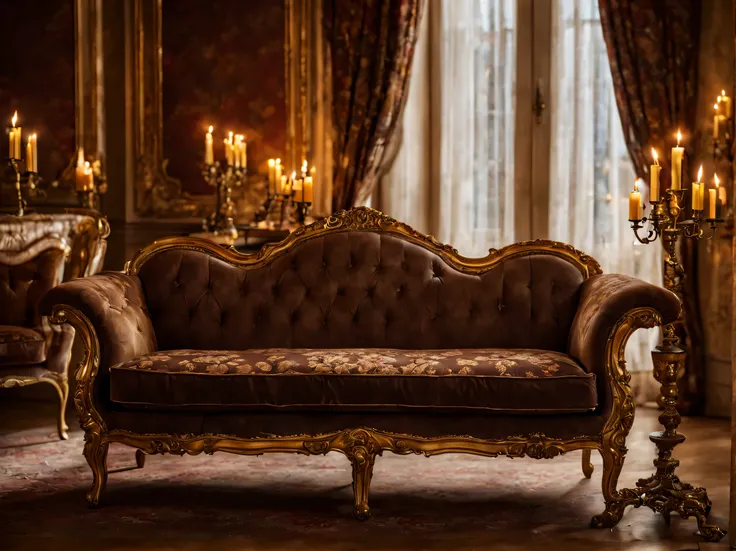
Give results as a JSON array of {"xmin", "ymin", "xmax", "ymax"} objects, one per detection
[
  {"xmin": 629, "ymin": 180, "xmax": 641, "ymax": 220},
  {"xmin": 224, "ymin": 139, "xmax": 233, "ymax": 165},
  {"xmin": 240, "ymin": 137, "xmax": 247, "ymax": 167},
  {"xmin": 31, "ymin": 134, "xmax": 37, "ymax": 172},
  {"xmin": 722, "ymin": 89, "xmax": 732, "ymax": 117},
  {"xmin": 692, "ymin": 183, "xmax": 701, "ymax": 210},
  {"xmin": 718, "ymin": 173, "xmax": 727, "ymax": 206},
  {"xmin": 650, "ymin": 148, "xmax": 660, "ymax": 202},
  {"xmin": 671, "ymin": 130, "xmax": 684, "ymax": 190},
  {"xmin": 75, "ymin": 148, "xmax": 86, "ymax": 190},
  {"xmin": 708, "ymin": 188, "xmax": 717, "ymax": 219},
  {"xmin": 205, "ymin": 126, "xmax": 214, "ymax": 165},
  {"xmin": 280, "ymin": 174, "xmax": 288, "ymax": 194},
  {"xmin": 26, "ymin": 136, "xmax": 33, "ymax": 173}
]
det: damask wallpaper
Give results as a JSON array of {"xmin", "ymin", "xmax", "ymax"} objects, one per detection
[
  {"xmin": 161, "ymin": 0, "xmax": 287, "ymax": 195},
  {"xmin": 0, "ymin": 0, "xmax": 75, "ymax": 187}
]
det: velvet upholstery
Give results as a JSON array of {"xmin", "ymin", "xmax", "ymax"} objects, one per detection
[
  {"xmin": 39, "ymin": 228, "xmax": 681, "ymax": 441},
  {"xmin": 109, "ymin": 348, "xmax": 598, "ymax": 413},
  {"xmin": 568, "ymin": 273, "xmax": 680, "ymax": 417},
  {"xmin": 0, "ymin": 326, "xmax": 46, "ymax": 365},
  {"xmin": 138, "ymin": 232, "xmax": 585, "ymax": 352}
]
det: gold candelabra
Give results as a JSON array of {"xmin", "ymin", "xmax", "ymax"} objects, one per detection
[
  {"xmin": 628, "ymin": 174, "xmax": 725, "ymax": 539},
  {"xmin": 201, "ymin": 162, "xmax": 246, "ymax": 239}
]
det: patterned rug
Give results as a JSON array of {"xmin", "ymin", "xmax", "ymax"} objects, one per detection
[{"xmin": 0, "ymin": 401, "xmax": 729, "ymax": 551}]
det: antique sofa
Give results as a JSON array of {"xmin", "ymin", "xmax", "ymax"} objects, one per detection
[
  {"xmin": 41, "ymin": 207, "xmax": 680, "ymax": 527},
  {"xmin": 0, "ymin": 212, "xmax": 109, "ymax": 439}
]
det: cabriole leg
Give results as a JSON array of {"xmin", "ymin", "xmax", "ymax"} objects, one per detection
[
  {"xmin": 582, "ymin": 449, "xmax": 594, "ymax": 478},
  {"xmin": 591, "ymin": 443, "xmax": 642, "ymax": 528},
  {"xmin": 83, "ymin": 425, "xmax": 109, "ymax": 507},
  {"xmin": 55, "ymin": 376, "xmax": 69, "ymax": 440},
  {"xmin": 349, "ymin": 448, "xmax": 376, "ymax": 520}
]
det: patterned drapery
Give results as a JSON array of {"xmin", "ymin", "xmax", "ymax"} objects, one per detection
[
  {"xmin": 599, "ymin": 0, "xmax": 703, "ymax": 413},
  {"xmin": 325, "ymin": 0, "xmax": 424, "ymax": 210}
]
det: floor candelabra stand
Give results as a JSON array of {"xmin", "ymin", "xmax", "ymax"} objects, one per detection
[{"xmin": 629, "ymin": 189, "xmax": 725, "ymax": 541}]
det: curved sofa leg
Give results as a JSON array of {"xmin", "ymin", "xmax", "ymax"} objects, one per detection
[
  {"xmin": 83, "ymin": 426, "xmax": 109, "ymax": 507},
  {"xmin": 55, "ymin": 377, "xmax": 70, "ymax": 440},
  {"xmin": 135, "ymin": 449, "xmax": 146, "ymax": 469},
  {"xmin": 349, "ymin": 449, "xmax": 376, "ymax": 520},
  {"xmin": 582, "ymin": 449, "xmax": 594, "ymax": 479},
  {"xmin": 590, "ymin": 445, "xmax": 641, "ymax": 528}
]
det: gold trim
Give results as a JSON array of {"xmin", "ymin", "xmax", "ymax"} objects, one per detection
[
  {"xmin": 0, "ymin": 371, "xmax": 70, "ymax": 440},
  {"xmin": 125, "ymin": 207, "xmax": 602, "ymax": 277}
]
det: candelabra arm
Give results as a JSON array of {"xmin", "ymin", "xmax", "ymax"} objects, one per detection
[{"xmin": 631, "ymin": 218, "xmax": 658, "ymax": 244}]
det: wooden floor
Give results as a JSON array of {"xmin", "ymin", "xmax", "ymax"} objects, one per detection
[{"xmin": 0, "ymin": 396, "xmax": 730, "ymax": 551}]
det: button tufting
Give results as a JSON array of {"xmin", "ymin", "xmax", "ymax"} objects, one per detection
[{"xmin": 337, "ymin": 287, "xmax": 345, "ymax": 296}]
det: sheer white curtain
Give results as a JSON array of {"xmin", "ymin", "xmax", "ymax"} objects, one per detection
[
  {"xmin": 548, "ymin": 0, "xmax": 661, "ymax": 400},
  {"xmin": 381, "ymin": 0, "xmax": 517, "ymax": 255}
]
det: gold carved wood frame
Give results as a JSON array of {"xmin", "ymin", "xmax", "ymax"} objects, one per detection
[
  {"xmin": 50, "ymin": 207, "xmax": 672, "ymax": 529},
  {"xmin": 131, "ymin": 0, "xmax": 329, "ymax": 219}
]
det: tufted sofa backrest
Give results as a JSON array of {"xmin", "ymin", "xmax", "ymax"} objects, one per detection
[{"xmin": 136, "ymin": 231, "xmax": 586, "ymax": 352}]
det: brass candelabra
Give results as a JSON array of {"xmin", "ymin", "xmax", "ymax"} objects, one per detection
[
  {"xmin": 629, "ymin": 188, "xmax": 725, "ymax": 540},
  {"xmin": 201, "ymin": 162, "xmax": 246, "ymax": 239},
  {"xmin": 5, "ymin": 157, "xmax": 39, "ymax": 216}
]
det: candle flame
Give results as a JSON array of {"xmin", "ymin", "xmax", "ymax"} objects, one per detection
[
  {"xmin": 291, "ymin": 171, "xmax": 296, "ymax": 179},
  {"xmin": 676, "ymin": 130, "xmax": 682, "ymax": 145},
  {"xmin": 651, "ymin": 148, "xmax": 658, "ymax": 164},
  {"xmin": 228, "ymin": 131, "xmax": 233, "ymax": 143},
  {"xmin": 633, "ymin": 179, "xmax": 639, "ymax": 192},
  {"xmin": 275, "ymin": 158, "xmax": 281, "ymax": 165},
  {"xmin": 714, "ymin": 103, "xmax": 720, "ymax": 111},
  {"xmin": 301, "ymin": 159, "xmax": 308, "ymax": 173},
  {"xmin": 207, "ymin": 125, "xmax": 213, "ymax": 134},
  {"xmin": 715, "ymin": 173, "xmax": 720, "ymax": 187},
  {"xmin": 722, "ymin": 89, "xmax": 727, "ymax": 96},
  {"xmin": 310, "ymin": 165, "xmax": 316, "ymax": 174},
  {"xmin": 268, "ymin": 159, "xmax": 275, "ymax": 167},
  {"xmin": 697, "ymin": 165, "xmax": 703, "ymax": 182},
  {"xmin": 11, "ymin": 111, "xmax": 17, "ymax": 127}
]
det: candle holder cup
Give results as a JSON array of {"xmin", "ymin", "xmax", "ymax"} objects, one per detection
[{"xmin": 201, "ymin": 162, "xmax": 246, "ymax": 239}]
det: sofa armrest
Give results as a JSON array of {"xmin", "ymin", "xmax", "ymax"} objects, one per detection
[
  {"xmin": 40, "ymin": 272, "xmax": 157, "ymax": 368},
  {"xmin": 568, "ymin": 274, "xmax": 680, "ymax": 413}
]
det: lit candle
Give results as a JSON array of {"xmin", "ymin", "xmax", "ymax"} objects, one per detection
[
  {"xmin": 84, "ymin": 161, "xmax": 94, "ymax": 191},
  {"xmin": 8, "ymin": 111, "xmax": 19, "ymax": 159},
  {"xmin": 280, "ymin": 174, "xmax": 288, "ymax": 194},
  {"xmin": 75, "ymin": 148, "xmax": 86, "ymax": 191},
  {"xmin": 31, "ymin": 134, "xmax": 37, "ymax": 172},
  {"xmin": 709, "ymin": 182, "xmax": 717, "ymax": 220},
  {"xmin": 650, "ymin": 148, "xmax": 660, "ymax": 202},
  {"xmin": 205, "ymin": 125, "xmax": 214, "ymax": 165},
  {"xmin": 721, "ymin": 89, "xmax": 732, "ymax": 117},
  {"xmin": 224, "ymin": 138, "xmax": 233, "ymax": 165},
  {"xmin": 671, "ymin": 130, "xmax": 683, "ymax": 190},
  {"xmin": 303, "ymin": 175, "xmax": 313, "ymax": 203},
  {"xmin": 233, "ymin": 136, "xmax": 241, "ymax": 168},
  {"xmin": 714, "ymin": 103, "xmax": 720, "ymax": 139},
  {"xmin": 238, "ymin": 135, "xmax": 247, "ymax": 167},
  {"xmin": 25, "ymin": 135, "xmax": 32, "ymax": 173},
  {"xmin": 267, "ymin": 159, "xmax": 275, "ymax": 193},
  {"xmin": 718, "ymin": 173, "xmax": 727, "ymax": 206},
  {"xmin": 692, "ymin": 165, "xmax": 703, "ymax": 210},
  {"xmin": 629, "ymin": 179, "xmax": 642, "ymax": 220},
  {"xmin": 290, "ymin": 171, "xmax": 299, "ymax": 197}
]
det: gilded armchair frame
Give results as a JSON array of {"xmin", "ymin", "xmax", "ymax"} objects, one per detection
[
  {"xmin": 50, "ymin": 208, "xmax": 658, "ymax": 526},
  {"xmin": 1, "ymin": 236, "xmax": 72, "ymax": 440}
]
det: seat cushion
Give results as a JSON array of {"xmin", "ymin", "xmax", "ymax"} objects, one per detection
[
  {"xmin": 0, "ymin": 325, "xmax": 46, "ymax": 366},
  {"xmin": 109, "ymin": 348, "xmax": 597, "ymax": 414}
]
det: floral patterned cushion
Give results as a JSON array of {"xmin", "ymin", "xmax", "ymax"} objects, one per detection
[
  {"xmin": 109, "ymin": 348, "xmax": 598, "ymax": 413},
  {"xmin": 117, "ymin": 348, "xmax": 582, "ymax": 377}
]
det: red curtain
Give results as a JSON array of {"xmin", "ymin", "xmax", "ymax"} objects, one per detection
[
  {"xmin": 599, "ymin": 0, "xmax": 704, "ymax": 412},
  {"xmin": 325, "ymin": 0, "xmax": 423, "ymax": 210}
]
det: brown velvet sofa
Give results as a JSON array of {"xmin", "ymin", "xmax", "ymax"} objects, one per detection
[{"xmin": 40, "ymin": 207, "xmax": 680, "ymax": 527}]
